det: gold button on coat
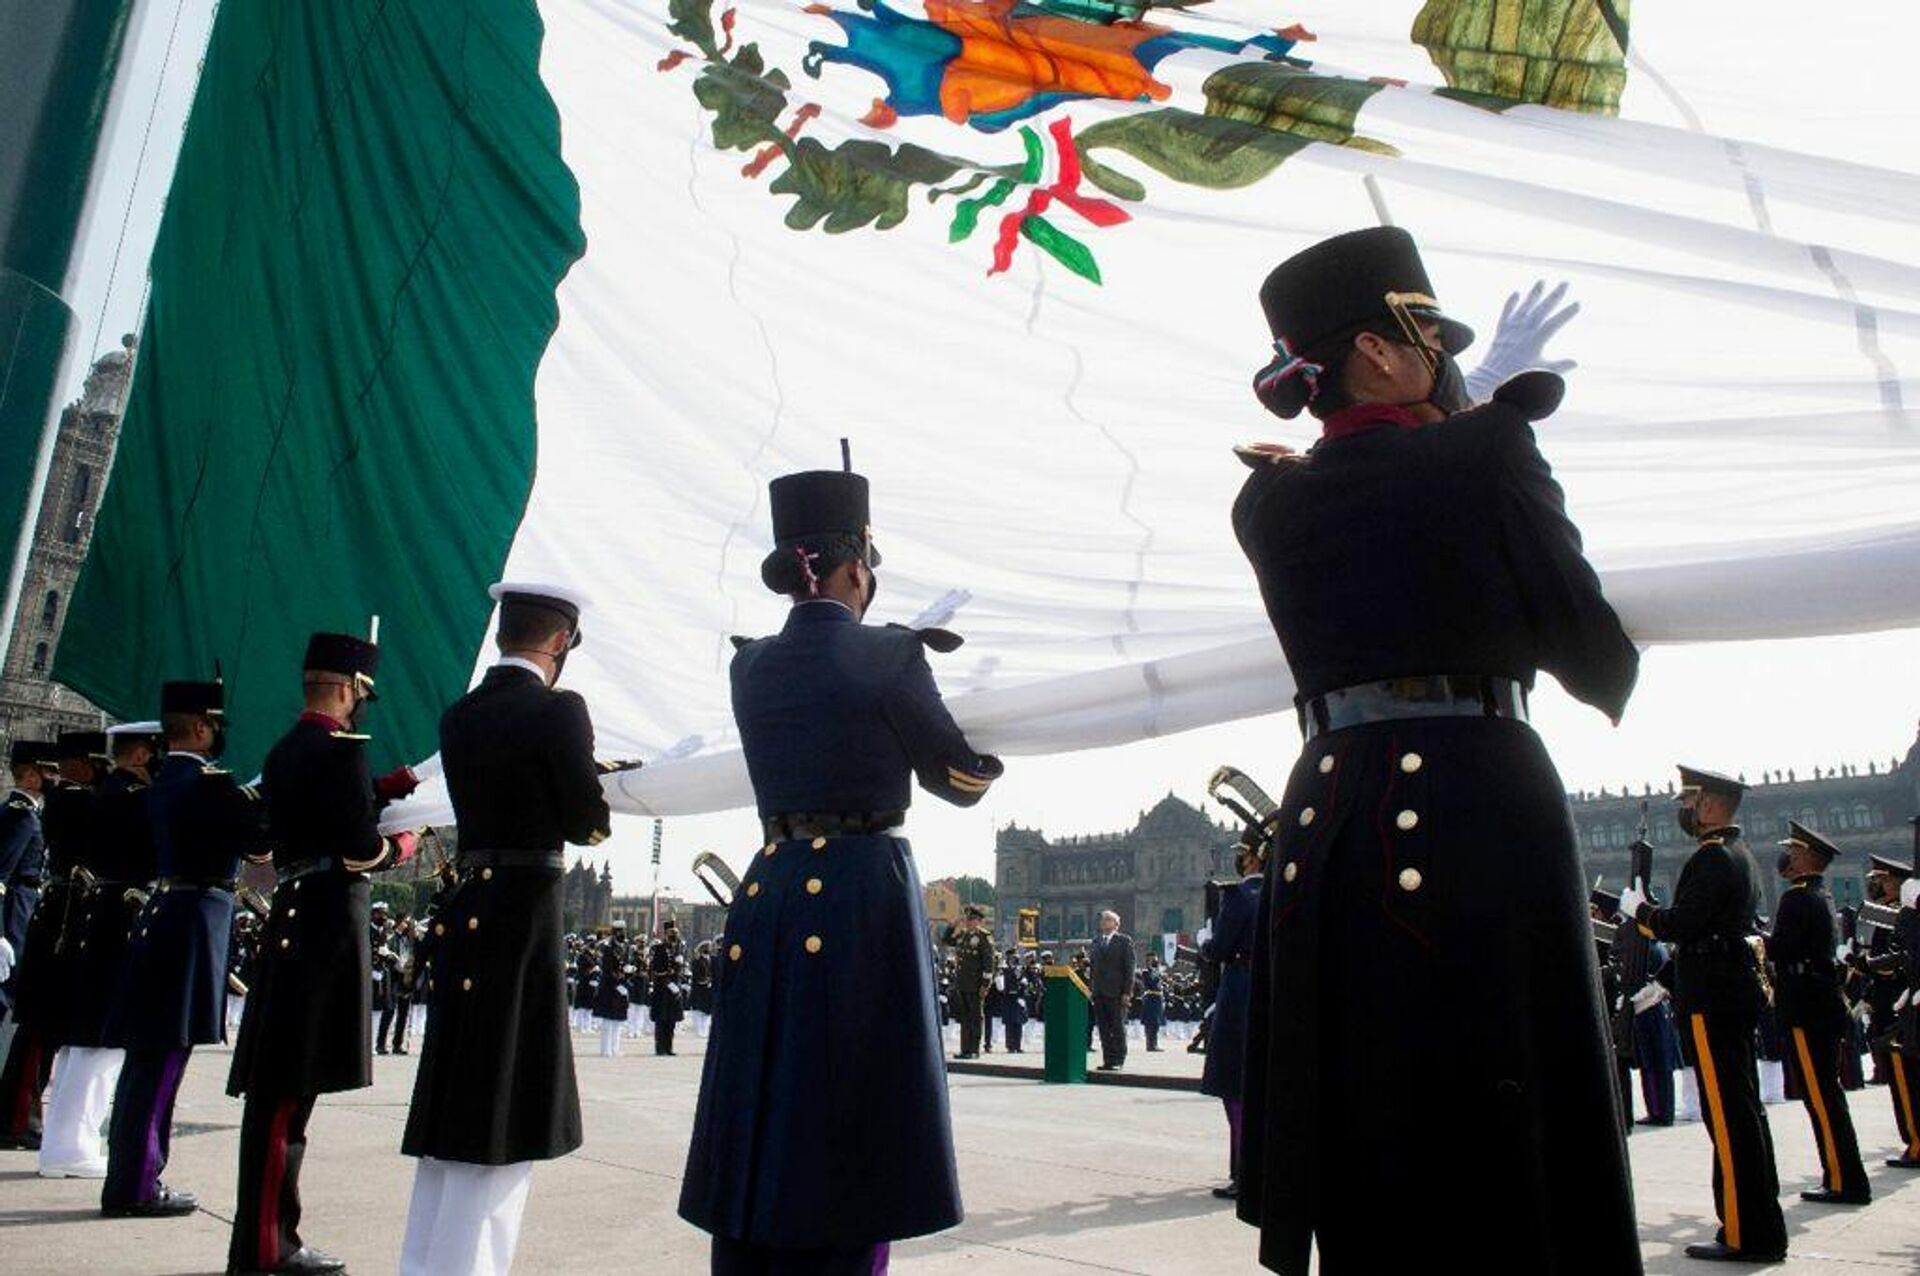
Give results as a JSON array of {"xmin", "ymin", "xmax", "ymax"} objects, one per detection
[
  {"xmin": 804, "ymin": 935, "xmax": 823, "ymax": 954},
  {"xmin": 1396, "ymin": 809, "xmax": 1420, "ymax": 832},
  {"xmin": 1318, "ymin": 755, "xmax": 1335, "ymax": 774},
  {"xmin": 1398, "ymin": 867, "xmax": 1424, "ymax": 892},
  {"xmin": 1400, "ymin": 752, "xmax": 1424, "ymax": 774},
  {"xmin": 811, "ymin": 836, "xmax": 828, "ymax": 851},
  {"xmin": 1298, "ymin": 807, "xmax": 1316, "ymax": 827},
  {"xmin": 434, "ymin": 923, "xmax": 445, "ymax": 936},
  {"xmin": 461, "ymin": 978, "xmax": 473, "ymax": 991},
  {"xmin": 763, "ymin": 843, "xmax": 777, "ymax": 857},
  {"xmin": 286, "ymin": 907, "xmax": 297, "ymax": 918},
  {"xmin": 746, "ymin": 882, "xmax": 761, "ymax": 897},
  {"xmin": 480, "ymin": 867, "xmax": 494, "ymax": 881},
  {"xmin": 467, "ymin": 917, "xmax": 479, "ymax": 931},
  {"xmin": 279, "ymin": 938, "xmax": 289, "ymax": 950},
  {"xmin": 1283, "ymin": 862, "xmax": 1299, "ymax": 883},
  {"xmin": 729, "ymin": 944, "xmax": 743, "ymax": 961},
  {"xmin": 806, "ymin": 878, "xmax": 823, "ymax": 895}
]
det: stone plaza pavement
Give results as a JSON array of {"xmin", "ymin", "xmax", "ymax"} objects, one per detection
[{"xmin": 2, "ymin": 1031, "xmax": 1917, "ymax": 1274}]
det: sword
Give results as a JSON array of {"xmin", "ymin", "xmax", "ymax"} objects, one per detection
[
  {"xmin": 54, "ymin": 865, "xmax": 98, "ymax": 956},
  {"xmin": 692, "ymin": 851, "xmax": 741, "ymax": 910},
  {"xmin": 1206, "ymin": 765, "xmax": 1283, "ymax": 860},
  {"xmin": 236, "ymin": 885, "xmax": 273, "ymax": 920}
]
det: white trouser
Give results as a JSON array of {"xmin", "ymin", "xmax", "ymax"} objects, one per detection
[
  {"xmin": 401, "ymin": 1157, "xmax": 534, "ymax": 1276},
  {"xmin": 1759, "ymin": 1058, "xmax": 1786, "ymax": 1105},
  {"xmin": 599, "ymin": 1020, "xmax": 621, "ymax": 1058},
  {"xmin": 38, "ymin": 1047, "xmax": 123, "ymax": 1174},
  {"xmin": 1676, "ymin": 1069, "xmax": 1702, "ymax": 1123}
]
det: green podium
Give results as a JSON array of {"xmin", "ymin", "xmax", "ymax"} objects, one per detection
[{"xmin": 1042, "ymin": 966, "xmax": 1090, "ymax": 1084}]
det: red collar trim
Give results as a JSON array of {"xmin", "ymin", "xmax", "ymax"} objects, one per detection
[
  {"xmin": 1320, "ymin": 402, "xmax": 1423, "ymax": 443},
  {"xmin": 300, "ymin": 710, "xmax": 346, "ymax": 732}
]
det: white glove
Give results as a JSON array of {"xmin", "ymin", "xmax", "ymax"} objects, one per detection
[
  {"xmin": 1631, "ymin": 983, "xmax": 1667, "ymax": 1013},
  {"xmin": 1195, "ymin": 923, "xmax": 1212, "ymax": 948},
  {"xmin": 0, "ymin": 936, "xmax": 12, "ymax": 983},
  {"xmin": 1465, "ymin": 280, "xmax": 1581, "ymax": 403},
  {"xmin": 1902, "ymin": 878, "xmax": 1920, "ymax": 910},
  {"xmin": 1897, "ymin": 989, "xmax": 1914, "ymax": 1012},
  {"xmin": 1618, "ymin": 883, "xmax": 1646, "ymax": 920}
]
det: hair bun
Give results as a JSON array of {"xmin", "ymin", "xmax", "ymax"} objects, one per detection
[{"xmin": 1253, "ymin": 365, "xmax": 1310, "ymax": 419}]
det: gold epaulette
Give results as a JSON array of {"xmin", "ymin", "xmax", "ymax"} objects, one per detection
[
  {"xmin": 329, "ymin": 731, "xmax": 371, "ymax": 742},
  {"xmin": 201, "ymin": 765, "xmax": 230, "ymax": 776}
]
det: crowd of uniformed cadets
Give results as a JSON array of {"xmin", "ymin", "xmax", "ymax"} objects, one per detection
[
  {"xmin": 563, "ymin": 920, "xmax": 705, "ymax": 1057},
  {"xmin": 3, "ymin": 224, "xmax": 1920, "ymax": 1276}
]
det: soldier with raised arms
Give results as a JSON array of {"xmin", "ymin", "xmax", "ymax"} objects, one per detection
[
  {"xmin": 679, "ymin": 463, "xmax": 1003, "ymax": 1275},
  {"xmin": 399, "ymin": 583, "xmax": 612, "ymax": 1276},
  {"xmin": 1231, "ymin": 227, "xmax": 1642, "ymax": 1274},
  {"xmin": 226, "ymin": 632, "xmax": 421, "ymax": 1275}
]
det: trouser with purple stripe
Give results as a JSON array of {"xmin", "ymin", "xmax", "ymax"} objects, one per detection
[
  {"xmin": 0, "ymin": 1022, "xmax": 54, "ymax": 1140},
  {"xmin": 102, "ymin": 1047, "xmax": 190, "ymax": 1208},
  {"xmin": 711, "ymin": 1236, "xmax": 890, "ymax": 1275},
  {"xmin": 230, "ymin": 1093, "xmax": 317, "ymax": 1271}
]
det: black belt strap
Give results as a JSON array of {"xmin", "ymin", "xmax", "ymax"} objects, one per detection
[
  {"xmin": 461, "ymin": 849, "xmax": 566, "ymax": 871},
  {"xmin": 1300, "ymin": 675, "xmax": 1529, "ymax": 740},
  {"xmin": 764, "ymin": 811, "xmax": 905, "ymax": 841},
  {"xmin": 277, "ymin": 856, "xmax": 345, "ymax": 882},
  {"xmin": 156, "ymin": 876, "xmax": 237, "ymax": 894}
]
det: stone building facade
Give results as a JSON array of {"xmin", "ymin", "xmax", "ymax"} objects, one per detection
[
  {"xmin": 0, "ymin": 337, "xmax": 133, "ymax": 753},
  {"xmin": 1569, "ymin": 725, "xmax": 1920, "ymax": 916},
  {"xmin": 995, "ymin": 728, "xmax": 1920, "ymax": 943},
  {"xmin": 562, "ymin": 859, "xmax": 615, "ymax": 934},
  {"xmin": 993, "ymin": 793, "xmax": 1239, "ymax": 946}
]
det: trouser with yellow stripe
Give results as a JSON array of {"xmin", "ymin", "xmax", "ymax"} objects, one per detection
[
  {"xmin": 1887, "ymin": 1048, "xmax": 1920, "ymax": 1160},
  {"xmin": 1687, "ymin": 1012, "xmax": 1787, "ymax": 1254},
  {"xmin": 1785, "ymin": 1023, "xmax": 1869, "ymax": 1197}
]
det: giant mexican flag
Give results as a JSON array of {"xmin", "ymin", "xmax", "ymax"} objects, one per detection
[{"xmin": 57, "ymin": 0, "xmax": 1920, "ymax": 817}]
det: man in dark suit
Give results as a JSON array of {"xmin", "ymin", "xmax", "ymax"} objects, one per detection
[
  {"xmin": 400, "ymin": 583, "xmax": 614, "ymax": 1276},
  {"xmin": 679, "ymin": 462, "xmax": 1002, "ymax": 1275},
  {"xmin": 226, "ymin": 631, "xmax": 419, "ymax": 1275},
  {"xmin": 1233, "ymin": 227, "xmax": 1642, "ymax": 1275},
  {"xmin": 1624, "ymin": 766, "xmax": 1786, "ymax": 1261},
  {"xmin": 1088, "ymin": 911, "xmax": 1135, "ymax": 1071}
]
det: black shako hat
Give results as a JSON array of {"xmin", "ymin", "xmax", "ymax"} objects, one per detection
[
  {"xmin": 1254, "ymin": 226, "xmax": 1474, "ymax": 419},
  {"xmin": 56, "ymin": 730, "xmax": 109, "ymax": 761},
  {"xmin": 1779, "ymin": 819, "xmax": 1840, "ymax": 866},
  {"xmin": 304, "ymin": 632, "xmax": 382, "ymax": 698},
  {"xmin": 760, "ymin": 470, "xmax": 881, "ymax": 595},
  {"xmin": 8, "ymin": 740, "xmax": 57, "ymax": 769},
  {"xmin": 161, "ymin": 680, "xmax": 225, "ymax": 718}
]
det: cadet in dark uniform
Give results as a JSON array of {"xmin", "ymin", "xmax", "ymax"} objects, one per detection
[
  {"xmin": 1231, "ymin": 227, "xmax": 1641, "ymax": 1275},
  {"xmin": 226, "ymin": 632, "xmax": 420, "ymax": 1275},
  {"xmin": 942, "ymin": 906, "xmax": 996, "ymax": 1059},
  {"xmin": 36, "ymin": 723, "xmax": 163, "ymax": 1178},
  {"xmin": 650, "ymin": 921, "xmax": 687, "ymax": 1056},
  {"xmin": 0, "ymin": 730, "xmax": 108, "ymax": 1150},
  {"xmin": 102, "ymin": 679, "xmax": 270, "ymax": 1217},
  {"xmin": 679, "ymin": 465, "xmax": 1003, "ymax": 1276},
  {"xmin": 1201, "ymin": 841, "xmax": 1262, "ymax": 1201},
  {"xmin": 0, "ymin": 740, "xmax": 56, "ymax": 1150},
  {"xmin": 1768, "ymin": 820, "xmax": 1870, "ymax": 1204},
  {"xmin": 399, "ymin": 583, "xmax": 612, "ymax": 1276},
  {"xmin": 1623, "ymin": 766, "xmax": 1786, "ymax": 1261},
  {"xmin": 1884, "ymin": 818, "xmax": 1920, "ymax": 1169},
  {"xmin": 999, "ymin": 948, "xmax": 1032, "ymax": 1053},
  {"xmin": 1611, "ymin": 843, "xmax": 1680, "ymax": 1127},
  {"xmin": 593, "ymin": 931, "xmax": 631, "ymax": 1058}
]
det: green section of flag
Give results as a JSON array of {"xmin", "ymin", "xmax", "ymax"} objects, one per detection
[{"xmin": 57, "ymin": 0, "xmax": 584, "ymax": 773}]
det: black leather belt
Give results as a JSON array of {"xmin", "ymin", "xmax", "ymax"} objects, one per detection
[
  {"xmin": 156, "ymin": 876, "xmax": 236, "ymax": 894},
  {"xmin": 763, "ymin": 811, "xmax": 905, "ymax": 841},
  {"xmin": 1679, "ymin": 937, "xmax": 1752, "ymax": 957},
  {"xmin": 1300, "ymin": 675, "xmax": 1529, "ymax": 740},
  {"xmin": 277, "ymin": 856, "xmax": 348, "ymax": 882},
  {"xmin": 460, "ymin": 849, "xmax": 565, "ymax": 872}
]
